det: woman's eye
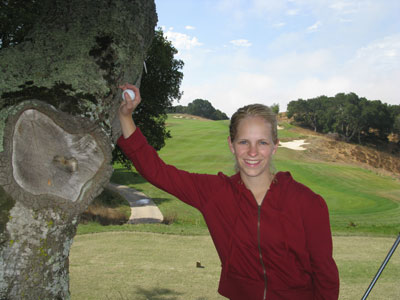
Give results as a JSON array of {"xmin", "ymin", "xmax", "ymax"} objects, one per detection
[
  {"xmin": 259, "ymin": 141, "xmax": 268, "ymax": 145},
  {"xmin": 238, "ymin": 140, "xmax": 247, "ymax": 145}
]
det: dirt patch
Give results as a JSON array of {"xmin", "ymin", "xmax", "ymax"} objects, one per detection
[
  {"xmin": 304, "ymin": 134, "xmax": 400, "ymax": 177},
  {"xmin": 170, "ymin": 113, "xmax": 210, "ymax": 121},
  {"xmin": 277, "ymin": 115, "xmax": 400, "ymax": 178}
]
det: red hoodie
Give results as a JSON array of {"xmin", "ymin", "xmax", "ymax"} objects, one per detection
[{"xmin": 117, "ymin": 128, "xmax": 339, "ymax": 300}]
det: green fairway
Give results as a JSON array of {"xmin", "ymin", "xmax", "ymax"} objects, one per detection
[{"xmin": 103, "ymin": 114, "xmax": 400, "ymax": 236}]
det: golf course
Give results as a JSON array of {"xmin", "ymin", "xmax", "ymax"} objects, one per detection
[{"xmin": 70, "ymin": 114, "xmax": 400, "ymax": 299}]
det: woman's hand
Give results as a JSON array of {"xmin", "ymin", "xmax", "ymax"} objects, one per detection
[
  {"xmin": 118, "ymin": 83, "xmax": 141, "ymax": 117},
  {"xmin": 118, "ymin": 83, "xmax": 141, "ymax": 138}
]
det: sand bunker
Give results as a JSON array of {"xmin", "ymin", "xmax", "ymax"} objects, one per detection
[{"xmin": 279, "ymin": 140, "xmax": 309, "ymax": 151}]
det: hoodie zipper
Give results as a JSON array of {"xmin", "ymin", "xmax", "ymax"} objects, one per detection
[{"xmin": 257, "ymin": 203, "xmax": 268, "ymax": 300}]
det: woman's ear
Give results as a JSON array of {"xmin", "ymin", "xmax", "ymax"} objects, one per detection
[
  {"xmin": 272, "ymin": 139, "xmax": 279, "ymax": 155},
  {"xmin": 227, "ymin": 136, "xmax": 235, "ymax": 154}
]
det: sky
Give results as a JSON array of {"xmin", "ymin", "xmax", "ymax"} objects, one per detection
[{"xmin": 154, "ymin": 0, "xmax": 400, "ymax": 116}]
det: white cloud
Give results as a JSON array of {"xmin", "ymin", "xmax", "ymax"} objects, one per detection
[
  {"xmin": 352, "ymin": 34, "xmax": 400, "ymax": 71},
  {"xmin": 286, "ymin": 9, "xmax": 299, "ymax": 16},
  {"xmin": 292, "ymin": 77, "xmax": 351, "ymax": 100},
  {"xmin": 268, "ymin": 49, "xmax": 335, "ymax": 74},
  {"xmin": 185, "ymin": 25, "xmax": 196, "ymax": 30},
  {"xmin": 230, "ymin": 39, "xmax": 252, "ymax": 47},
  {"xmin": 179, "ymin": 72, "xmax": 277, "ymax": 117},
  {"xmin": 339, "ymin": 18, "xmax": 353, "ymax": 23},
  {"xmin": 336, "ymin": 34, "xmax": 400, "ymax": 103},
  {"xmin": 177, "ymin": 48, "xmax": 338, "ymax": 115},
  {"xmin": 307, "ymin": 21, "xmax": 322, "ymax": 32},
  {"xmin": 329, "ymin": 1, "xmax": 359, "ymax": 14},
  {"xmin": 250, "ymin": 0, "xmax": 287, "ymax": 16},
  {"xmin": 273, "ymin": 22, "xmax": 286, "ymax": 28},
  {"xmin": 166, "ymin": 0, "xmax": 400, "ymax": 115},
  {"xmin": 165, "ymin": 30, "xmax": 203, "ymax": 52}
]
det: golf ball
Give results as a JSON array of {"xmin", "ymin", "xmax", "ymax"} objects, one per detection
[{"xmin": 122, "ymin": 89, "xmax": 135, "ymax": 101}]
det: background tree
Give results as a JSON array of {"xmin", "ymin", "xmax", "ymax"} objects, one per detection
[
  {"xmin": 113, "ymin": 28, "xmax": 184, "ymax": 169},
  {"xmin": 187, "ymin": 99, "xmax": 215, "ymax": 119},
  {"xmin": 212, "ymin": 108, "xmax": 229, "ymax": 120},
  {"xmin": 137, "ymin": 28, "xmax": 184, "ymax": 148},
  {"xmin": 394, "ymin": 115, "xmax": 400, "ymax": 136},
  {"xmin": 168, "ymin": 104, "xmax": 188, "ymax": 114},
  {"xmin": 287, "ymin": 99, "xmax": 310, "ymax": 127},
  {"xmin": 287, "ymin": 93, "xmax": 398, "ymax": 148},
  {"xmin": 389, "ymin": 104, "xmax": 400, "ymax": 137},
  {"xmin": 0, "ymin": 0, "xmax": 157, "ymax": 298},
  {"xmin": 271, "ymin": 103, "xmax": 279, "ymax": 114},
  {"xmin": 334, "ymin": 93, "xmax": 363, "ymax": 142},
  {"xmin": 174, "ymin": 98, "xmax": 228, "ymax": 120},
  {"xmin": 360, "ymin": 100, "xmax": 393, "ymax": 144}
]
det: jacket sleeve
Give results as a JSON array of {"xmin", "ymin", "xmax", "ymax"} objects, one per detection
[
  {"xmin": 302, "ymin": 193, "xmax": 340, "ymax": 300},
  {"xmin": 117, "ymin": 128, "xmax": 220, "ymax": 211}
]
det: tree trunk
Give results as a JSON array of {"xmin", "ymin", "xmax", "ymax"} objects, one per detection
[
  {"xmin": 0, "ymin": 100, "xmax": 113, "ymax": 299},
  {"xmin": 0, "ymin": 0, "xmax": 157, "ymax": 143},
  {"xmin": 0, "ymin": 0, "xmax": 157, "ymax": 298}
]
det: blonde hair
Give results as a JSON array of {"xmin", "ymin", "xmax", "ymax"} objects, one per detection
[{"xmin": 229, "ymin": 104, "xmax": 278, "ymax": 144}]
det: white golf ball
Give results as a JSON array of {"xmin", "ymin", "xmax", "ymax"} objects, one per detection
[{"xmin": 122, "ymin": 89, "xmax": 135, "ymax": 101}]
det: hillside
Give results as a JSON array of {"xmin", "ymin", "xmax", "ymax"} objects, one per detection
[
  {"xmin": 169, "ymin": 113, "xmax": 400, "ymax": 177},
  {"xmin": 108, "ymin": 114, "xmax": 400, "ymax": 236},
  {"xmin": 281, "ymin": 125, "xmax": 400, "ymax": 178},
  {"xmin": 277, "ymin": 114, "xmax": 400, "ymax": 178}
]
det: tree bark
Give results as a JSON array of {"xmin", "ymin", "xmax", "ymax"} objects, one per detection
[
  {"xmin": 0, "ymin": 100, "xmax": 113, "ymax": 299},
  {"xmin": 0, "ymin": 0, "xmax": 157, "ymax": 143},
  {"xmin": 0, "ymin": 0, "xmax": 157, "ymax": 298}
]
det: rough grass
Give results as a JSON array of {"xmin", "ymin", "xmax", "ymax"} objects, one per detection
[
  {"xmin": 80, "ymin": 188, "xmax": 131, "ymax": 226},
  {"xmin": 70, "ymin": 232, "xmax": 400, "ymax": 300}
]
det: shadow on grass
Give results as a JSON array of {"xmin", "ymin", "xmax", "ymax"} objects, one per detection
[
  {"xmin": 135, "ymin": 287, "xmax": 182, "ymax": 300},
  {"xmin": 131, "ymin": 287, "xmax": 212, "ymax": 300},
  {"xmin": 111, "ymin": 168, "xmax": 148, "ymax": 186},
  {"xmin": 152, "ymin": 197, "xmax": 173, "ymax": 205}
]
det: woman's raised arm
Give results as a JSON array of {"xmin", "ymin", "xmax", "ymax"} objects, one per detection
[{"xmin": 118, "ymin": 83, "xmax": 141, "ymax": 138}]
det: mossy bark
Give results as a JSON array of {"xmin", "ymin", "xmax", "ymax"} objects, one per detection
[
  {"xmin": 0, "ymin": 0, "xmax": 157, "ymax": 298},
  {"xmin": 0, "ymin": 0, "xmax": 157, "ymax": 143}
]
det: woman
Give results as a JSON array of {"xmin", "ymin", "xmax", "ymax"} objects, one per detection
[{"xmin": 117, "ymin": 83, "xmax": 339, "ymax": 300}]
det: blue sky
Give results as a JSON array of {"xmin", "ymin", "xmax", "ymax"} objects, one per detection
[{"xmin": 154, "ymin": 0, "xmax": 400, "ymax": 116}]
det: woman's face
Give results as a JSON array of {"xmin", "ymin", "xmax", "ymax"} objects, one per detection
[{"xmin": 228, "ymin": 116, "xmax": 278, "ymax": 181}]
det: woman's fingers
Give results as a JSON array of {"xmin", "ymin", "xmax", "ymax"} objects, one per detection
[{"xmin": 118, "ymin": 83, "xmax": 141, "ymax": 116}]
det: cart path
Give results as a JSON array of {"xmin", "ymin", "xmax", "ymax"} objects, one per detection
[{"xmin": 107, "ymin": 183, "xmax": 164, "ymax": 224}]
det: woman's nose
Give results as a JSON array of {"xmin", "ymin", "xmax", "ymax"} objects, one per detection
[{"xmin": 248, "ymin": 144, "xmax": 258, "ymax": 156}]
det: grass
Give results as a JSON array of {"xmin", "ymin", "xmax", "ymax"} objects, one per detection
[
  {"xmin": 164, "ymin": 116, "xmax": 400, "ymax": 235},
  {"xmin": 80, "ymin": 114, "xmax": 400, "ymax": 236},
  {"xmin": 274, "ymin": 149, "xmax": 400, "ymax": 235},
  {"xmin": 72, "ymin": 115, "xmax": 400, "ymax": 299},
  {"xmin": 69, "ymin": 232, "xmax": 400, "ymax": 300}
]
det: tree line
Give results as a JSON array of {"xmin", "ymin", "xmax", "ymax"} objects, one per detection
[
  {"xmin": 168, "ymin": 99, "xmax": 229, "ymax": 120},
  {"xmin": 287, "ymin": 93, "xmax": 400, "ymax": 145}
]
